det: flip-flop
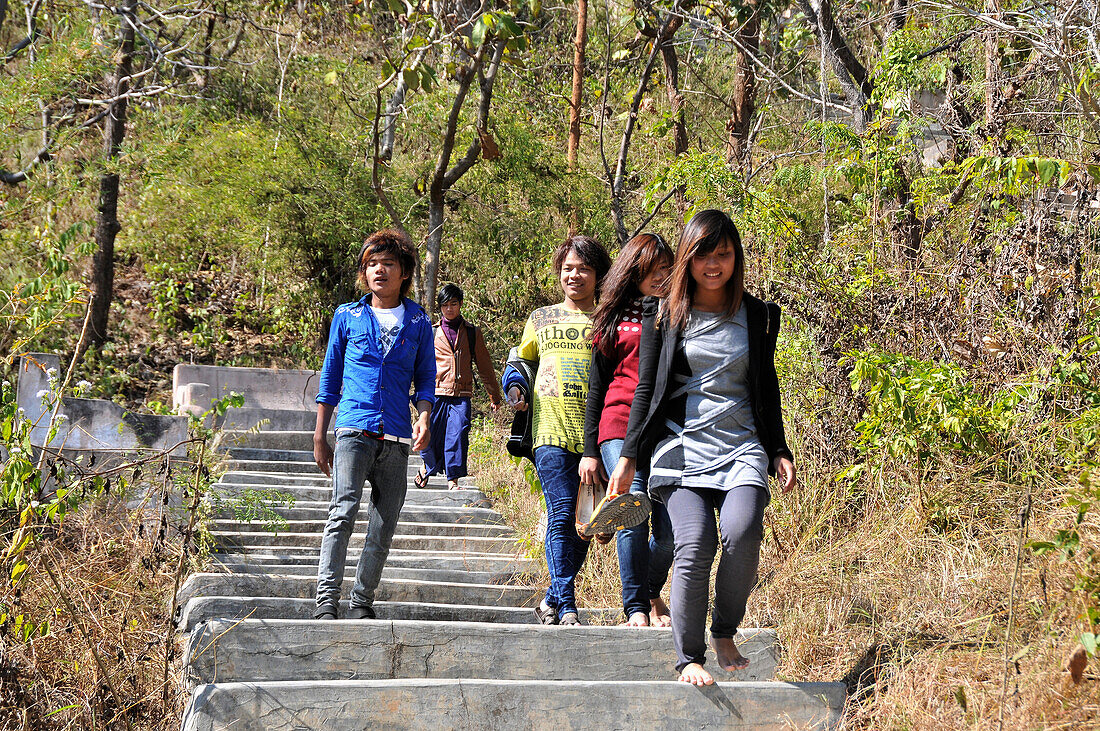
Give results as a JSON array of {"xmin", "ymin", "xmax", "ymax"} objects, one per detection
[
  {"xmin": 413, "ymin": 470, "xmax": 428, "ymax": 489},
  {"xmin": 578, "ymin": 492, "xmax": 651, "ymax": 538}
]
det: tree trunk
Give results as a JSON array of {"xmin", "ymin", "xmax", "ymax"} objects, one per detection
[
  {"xmin": 89, "ymin": 0, "xmax": 137, "ymax": 347},
  {"xmin": 886, "ymin": 0, "xmax": 908, "ymax": 36},
  {"xmin": 610, "ymin": 0, "xmax": 682, "ymax": 245},
  {"xmin": 567, "ymin": 0, "xmax": 588, "ymax": 233},
  {"xmin": 658, "ymin": 13, "xmax": 688, "ymax": 214},
  {"xmin": 422, "ymin": 39, "xmax": 505, "ymax": 309},
  {"xmin": 727, "ymin": 3, "xmax": 760, "ymax": 170},
  {"xmin": 984, "ymin": 0, "xmax": 1000, "ymax": 129},
  {"xmin": 800, "ymin": 0, "xmax": 872, "ymax": 130}
]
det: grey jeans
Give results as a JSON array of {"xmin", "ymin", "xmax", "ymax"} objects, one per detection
[
  {"xmin": 659, "ymin": 484, "xmax": 769, "ymax": 672},
  {"xmin": 315, "ymin": 428, "xmax": 410, "ymax": 610}
]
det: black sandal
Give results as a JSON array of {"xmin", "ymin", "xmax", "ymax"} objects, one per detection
[{"xmin": 413, "ymin": 469, "xmax": 428, "ymax": 489}]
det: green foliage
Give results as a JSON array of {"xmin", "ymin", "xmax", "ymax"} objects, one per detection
[
  {"xmin": 847, "ymin": 350, "xmax": 1021, "ymax": 465},
  {"xmin": 210, "ymin": 487, "xmax": 296, "ymax": 533}
]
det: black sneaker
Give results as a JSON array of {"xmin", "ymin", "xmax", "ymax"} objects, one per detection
[
  {"xmin": 347, "ymin": 604, "xmax": 376, "ymax": 620},
  {"xmin": 313, "ymin": 604, "xmax": 338, "ymax": 620}
]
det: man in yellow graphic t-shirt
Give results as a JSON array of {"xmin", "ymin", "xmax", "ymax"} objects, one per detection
[
  {"xmin": 514, "ymin": 306, "xmax": 594, "ymax": 454},
  {"xmin": 502, "ymin": 235, "xmax": 611, "ymax": 626}
]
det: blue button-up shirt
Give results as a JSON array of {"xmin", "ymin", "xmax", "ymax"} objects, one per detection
[{"xmin": 316, "ymin": 295, "xmax": 436, "ymax": 439}]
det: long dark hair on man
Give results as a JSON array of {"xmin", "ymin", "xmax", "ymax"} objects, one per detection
[
  {"xmin": 663, "ymin": 209, "xmax": 744, "ymax": 330},
  {"xmin": 590, "ymin": 233, "xmax": 673, "ymax": 355}
]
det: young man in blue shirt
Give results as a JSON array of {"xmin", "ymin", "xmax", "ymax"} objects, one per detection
[{"xmin": 313, "ymin": 229, "xmax": 436, "ymax": 620}]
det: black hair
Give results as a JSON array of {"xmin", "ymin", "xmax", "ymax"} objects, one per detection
[
  {"xmin": 357, "ymin": 229, "xmax": 417, "ymax": 298},
  {"xmin": 437, "ymin": 283, "xmax": 464, "ymax": 308},
  {"xmin": 551, "ymin": 235, "xmax": 613, "ymax": 284}
]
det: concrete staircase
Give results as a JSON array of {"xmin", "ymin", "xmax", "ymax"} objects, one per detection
[{"xmin": 178, "ymin": 426, "xmax": 846, "ymax": 730}]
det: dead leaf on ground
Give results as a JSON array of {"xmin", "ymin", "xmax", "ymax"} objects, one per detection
[
  {"xmin": 1066, "ymin": 644, "xmax": 1088, "ymax": 684},
  {"xmin": 478, "ymin": 128, "xmax": 500, "ymax": 160}
]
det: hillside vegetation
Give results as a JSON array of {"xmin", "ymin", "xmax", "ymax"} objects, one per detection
[{"xmin": 2, "ymin": 0, "xmax": 1099, "ymax": 727}]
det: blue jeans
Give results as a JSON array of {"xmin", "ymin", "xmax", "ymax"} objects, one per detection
[
  {"xmin": 316, "ymin": 429, "xmax": 410, "ymax": 610},
  {"xmin": 420, "ymin": 396, "xmax": 471, "ymax": 480},
  {"xmin": 533, "ymin": 446, "xmax": 590, "ymax": 619},
  {"xmin": 600, "ymin": 438, "xmax": 675, "ymax": 618}
]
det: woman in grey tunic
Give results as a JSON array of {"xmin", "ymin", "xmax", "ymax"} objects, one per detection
[{"xmin": 607, "ymin": 209, "xmax": 797, "ymax": 686}]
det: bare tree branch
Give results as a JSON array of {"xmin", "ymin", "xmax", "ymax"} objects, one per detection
[{"xmin": 2, "ymin": 0, "xmax": 42, "ymax": 65}]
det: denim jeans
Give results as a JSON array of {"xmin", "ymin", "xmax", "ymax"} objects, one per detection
[
  {"xmin": 533, "ymin": 446, "xmax": 590, "ymax": 619},
  {"xmin": 659, "ymin": 484, "xmax": 769, "ymax": 672},
  {"xmin": 315, "ymin": 428, "xmax": 410, "ymax": 611},
  {"xmin": 600, "ymin": 438, "xmax": 675, "ymax": 618}
]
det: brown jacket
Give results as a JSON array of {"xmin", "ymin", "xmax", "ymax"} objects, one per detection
[{"xmin": 434, "ymin": 321, "xmax": 502, "ymax": 403}]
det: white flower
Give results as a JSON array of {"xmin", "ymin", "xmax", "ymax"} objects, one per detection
[
  {"xmin": 17, "ymin": 408, "xmax": 25, "ymax": 416},
  {"xmin": 55, "ymin": 414, "xmax": 68, "ymax": 423},
  {"xmin": 46, "ymin": 368, "xmax": 58, "ymax": 377},
  {"xmin": 36, "ymin": 389, "xmax": 50, "ymax": 399},
  {"xmin": 76, "ymin": 380, "xmax": 92, "ymax": 390},
  {"xmin": 30, "ymin": 501, "xmax": 39, "ymax": 509},
  {"xmin": 10, "ymin": 446, "xmax": 21, "ymax": 455},
  {"xmin": 2, "ymin": 380, "xmax": 9, "ymax": 389}
]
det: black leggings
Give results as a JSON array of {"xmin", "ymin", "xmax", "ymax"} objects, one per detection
[{"xmin": 659, "ymin": 484, "xmax": 769, "ymax": 672}]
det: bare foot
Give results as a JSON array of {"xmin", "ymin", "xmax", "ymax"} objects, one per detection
[
  {"xmin": 447, "ymin": 479, "xmax": 460, "ymax": 490},
  {"xmin": 710, "ymin": 636, "xmax": 750, "ymax": 671},
  {"xmin": 649, "ymin": 597, "xmax": 671, "ymax": 628},
  {"xmin": 678, "ymin": 662, "xmax": 714, "ymax": 686},
  {"xmin": 622, "ymin": 611, "xmax": 649, "ymax": 627}
]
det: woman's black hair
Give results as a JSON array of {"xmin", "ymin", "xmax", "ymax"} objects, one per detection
[
  {"xmin": 590, "ymin": 233, "xmax": 673, "ymax": 355},
  {"xmin": 437, "ymin": 283, "xmax": 464, "ymax": 308}
]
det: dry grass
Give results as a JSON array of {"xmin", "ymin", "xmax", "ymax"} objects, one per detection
[{"xmin": 0, "ymin": 490, "xmax": 192, "ymax": 730}]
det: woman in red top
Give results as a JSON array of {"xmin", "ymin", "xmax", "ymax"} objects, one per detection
[{"xmin": 580, "ymin": 233, "xmax": 675, "ymax": 626}]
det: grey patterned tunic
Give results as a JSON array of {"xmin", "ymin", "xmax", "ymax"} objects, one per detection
[{"xmin": 648, "ymin": 308, "xmax": 769, "ymax": 491}]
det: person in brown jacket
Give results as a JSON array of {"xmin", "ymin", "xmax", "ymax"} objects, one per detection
[{"xmin": 415, "ymin": 283, "xmax": 503, "ymax": 490}]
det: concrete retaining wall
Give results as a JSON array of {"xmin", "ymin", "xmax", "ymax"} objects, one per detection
[{"xmin": 18, "ymin": 354, "xmax": 187, "ymax": 455}]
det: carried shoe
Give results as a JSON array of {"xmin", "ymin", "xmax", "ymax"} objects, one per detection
[
  {"xmin": 595, "ymin": 533, "xmax": 613, "ymax": 545},
  {"xmin": 559, "ymin": 612, "xmax": 581, "ymax": 626},
  {"xmin": 346, "ymin": 604, "xmax": 376, "ymax": 619},
  {"xmin": 313, "ymin": 603, "xmax": 338, "ymax": 620},
  {"xmin": 534, "ymin": 599, "xmax": 559, "ymax": 625},
  {"xmin": 578, "ymin": 492, "xmax": 651, "ymax": 538},
  {"xmin": 413, "ymin": 469, "xmax": 429, "ymax": 489}
]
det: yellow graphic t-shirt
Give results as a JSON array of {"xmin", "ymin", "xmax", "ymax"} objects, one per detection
[{"xmin": 515, "ymin": 304, "xmax": 594, "ymax": 454}]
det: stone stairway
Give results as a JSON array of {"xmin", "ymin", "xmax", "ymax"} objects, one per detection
[{"xmin": 178, "ymin": 426, "xmax": 846, "ymax": 730}]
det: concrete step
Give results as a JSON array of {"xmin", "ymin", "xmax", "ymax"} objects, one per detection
[
  {"xmin": 212, "ymin": 500, "xmax": 505, "ymax": 524},
  {"xmin": 209, "ymin": 564, "xmax": 519, "ymax": 585},
  {"xmin": 176, "ymin": 574, "xmax": 541, "ymax": 609},
  {"xmin": 226, "ymin": 447, "xmax": 315, "ymax": 462},
  {"xmin": 211, "ymin": 519, "xmax": 513, "ymax": 538},
  {"xmin": 209, "ymin": 551, "xmax": 532, "ymax": 572},
  {"xmin": 185, "ymin": 619, "xmax": 778, "ymax": 685},
  {"xmin": 212, "ymin": 481, "xmax": 490, "ymax": 506},
  {"xmin": 214, "ymin": 471, "xmax": 480, "ymax": 493},
  {"xmin": 208, "ymin": 544, "xmax": 524, "ymax": 562},
  {"xmin": 211, "ymin": 407, "xmax": 317, "ymax": 432},
  {"xmin": 223, "ymin": 459, "xmax": 454, "ymax": 476},
  {"xmin": 225, "ymin": 444, "xmax": 316, "ymax": 461},
  {"xmin": 210, "ymin": 531, "xmax": 521, "ymax": 554},
  {"xmin": 177, "ymin": 597, "xmax": 619, "ymax": 633},
  {"xmin": 221, "ymin": 430, "xmax": 316, "ymax": 451},
  {"xmin": 182, "ymin": 679, "xmax": 845, "ymax": 730}
]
